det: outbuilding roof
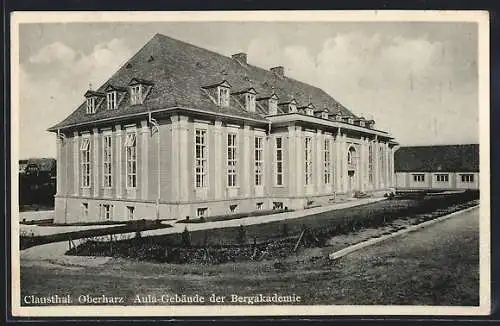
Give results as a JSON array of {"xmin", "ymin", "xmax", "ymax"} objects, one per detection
[{"xmin": 394, "ymin": 144, "xmax": 479, "ymax": 173}]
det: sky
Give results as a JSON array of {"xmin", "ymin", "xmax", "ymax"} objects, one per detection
[{"xmin": 17, "ymin": 21, "xmax": 479, "ymax": 159}]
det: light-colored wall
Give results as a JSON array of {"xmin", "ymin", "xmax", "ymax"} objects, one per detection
[
  {"xmin": 395, "ymin": 172, "xmax": 479, "ymax": 190},
  {"xmin": 54, "ymin": 115, "xmax": 395, "ymax": 223}
]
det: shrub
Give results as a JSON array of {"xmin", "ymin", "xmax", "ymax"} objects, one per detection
[
  {"xmin": 282, "ymin": 223, "xmax": 289, "ymax": 237},
  {"xmin": 203, "ymin": 230, "xmax": 209, "ymax": 246},
  {"xmin": 181, "ymin": 226, "xmax": 191, "ymax": 248},
  {"xmin": 237, "ymin": 224, "xmax": 247, "ymax": 245}
]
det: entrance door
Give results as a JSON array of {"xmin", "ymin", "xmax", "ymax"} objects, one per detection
[{"xmin": 348, "ymin": 170, "xmax": 355, "ymax": 192}]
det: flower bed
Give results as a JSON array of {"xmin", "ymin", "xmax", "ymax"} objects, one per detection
[{"xmin": 66, "ymin": 190, "xmax": 479, "ymax": 264}]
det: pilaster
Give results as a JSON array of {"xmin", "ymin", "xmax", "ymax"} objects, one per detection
[
  {"xmin": 295, "ymin": 126, "xmax": 304, "ymax": 197},
  {"xmin": 342, "ymin": 134, "xmax": 348, "ymax": 192},
  {"xmin": 374, "ymin": 139, "xmax": 380, "ymax": 189},
  {"xmin": 56, "ymin": 135, "xmax": 63, "ymax": 195},
  {"xmin": 213, "ymin": 120, "xmax": 225, "ymax": 199},
  {"xmin": 170, "ymin": 115, "xmax": 180, "ymax": 202},
  {"xmin": 92, "ymin": 128, "xmax": 99, "ymax": 198},
  {"xmin": 315, "ymin": 129, "xmax": 323, "ymax": 194},
  {"xmin": 359, "ymin": 137, "xmax": 365, "ymax": 192},
  {"xmin": 140, "ymin": 120, "xmax": 149, "ymax": 200},
  {"xmin": 178, "ymin": 115, "xmax": 189, "ymax": 201},
  {"xmin": 73, "ymin": 131, "xmax": 79, "ymax": 196},
  {"xmin": 241, "ymin": 125, "xmax": 251, "ymax": 197},
  {"xmin": 335, "ymin": 129, "xmax": 342, "ymax": 193},
  {"xmin": 114, "ymin": 125, "xmax": 123, "ymax": 199},
  {"xmin": 287, "ymin": 125, "xmax": 296, "ymax": 197},
  {"xmin": 213, "ymin": 120, "xmax": 223, "ymax": 199}
]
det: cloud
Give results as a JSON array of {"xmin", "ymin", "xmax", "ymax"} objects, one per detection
[
  {"xmin": 28, "ymin": 42, "xmax": 76, "ymax": 66},
  {"xmin": 247, "ymin": 32, "xmax": 477, "ymax": 146},
  {"xmin": 20, "ymin": 38, "xmax": 133, "ymax": 158}
]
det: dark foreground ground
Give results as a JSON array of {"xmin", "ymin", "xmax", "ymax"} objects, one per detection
[{"xmin": 20, "ymin": 207, "xmax": 479, "ymax": 306}]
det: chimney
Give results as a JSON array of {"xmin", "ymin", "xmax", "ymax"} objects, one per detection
[
  {"xmin": 270, "ymin": 66, "xmax": 284, "ymax": 77},
  {"xmin": 231, "ymin": 52, "xmax": 247, "ymax": 65}
]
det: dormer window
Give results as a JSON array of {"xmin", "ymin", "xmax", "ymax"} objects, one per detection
[
  {"xmin": 107, "ymin": 91, "xmax": 117, "ymax": 110},
  {"xmin": 269, "ymin": 97, "xmax": 278, "ymax": 115},
  {"xmin": 321, "ymin": 111, "xmax": 329, "ymax": 119},
  {"xmin": 288, "ymin": 101, "xmax": 297, "ymax": 113},
  {"xmin": 84, "ymin": 90, "xmax": 104, "ymax": 114},
  {"xmin": 130, "ymin": 84, "xmax": 142, "ymax": 105},
  {"xmin": 306, "ymin": 108, "xmax": 314, "ymax": 116},
  {"xmin": 128, "ymin": 78, "xmax": 153, "ymax": 105},
  {"xmin": 245, "ymin": 93, "xmax": 256, "ymax": 112},
  {"xmin": 218, "ymin": 86, "xmax": 230, "ymax": 107},
  {"xmin": 348, "ymin": 117, "xmax": 354, "ymax": 124},
  {"xmin": 86, "ymin": 97, "xmax": 96, "ymax": 114}
]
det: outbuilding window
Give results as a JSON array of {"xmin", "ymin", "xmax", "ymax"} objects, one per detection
[
  {"xmin": 461, "ymin": 174, "xmax": 474, "ymax": 183},
  {"xmin": 413, "ymin": 174, "xmax": 425, "ymax": 182},
  {"xmin": 436, "ymin": 174, "xmax": 449, "ymax": 182}
]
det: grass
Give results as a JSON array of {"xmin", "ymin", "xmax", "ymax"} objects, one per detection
[
  {"xmin": 20, "ymin": 206, "xmax": 479, "ymax": 306},
  {"xmin": 20, "ymin": 220, "xmax": 173, "ymax": 250},
  {"xmin": 100, "ymin": 191, "xmax": 478, "ymax": 249},
  {"xmin": 176, "ymin": 208, "xmax": 292, "ymax": 224}
]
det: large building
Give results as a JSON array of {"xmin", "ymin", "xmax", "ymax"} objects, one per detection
[
  {"xmin": 394, "ymin": 144, "xmax": 479, "ymax": 190},
  {"xmin": 48, "ymin": 34, "xmax": 397, "ymax": 224}
]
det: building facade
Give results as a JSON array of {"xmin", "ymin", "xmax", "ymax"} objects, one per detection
[
  {"xmin": 49, "ymin": 34, "xmax": 397, "ymax": 223},
  {"xmin": 394, "ymin": 144, "xmax": 479, "ymax": 191}
]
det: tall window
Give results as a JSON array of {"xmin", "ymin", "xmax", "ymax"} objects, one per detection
[
  {"xmin": 195, "ymin": 129, "xmax": 207, "ymax": 188},
  {"xmin": 227, "ymin": 133, "xmax": 237, "ymax": 187},
  {"xmin": 275, "ymin": 137, "xmax": 283, "ymax": 185},
  {"xmin": 130, "ymin": 84, "xmax": 142, "ymax": 105},
  {"xmin": 80, "ymin": 137, "xmax": 91, "ymax": 187},
  {"xmin": 246, "ymin": 93, "xmax": 256, "ymax": 112},
  {"xmin": 86, "ymin": 97, "xmax": 96, "ymax": 114},
  {"xmin": 368, "ymin": 143, "xmax": 374, "ymax": 183},
  {"xmin": 218, "ymin": 87, "xmax": 230, "ymax": 107},
  {"xmin": 107, "ymin": 91, "xmax": 117, "ymax": 110},
  {"xmin": 255, "ymin": 136, "xmax": 264, "ymax": 185},
  {"xmin": 304, "ymin": 137, "xmax": 313, "ymax": 185},
  {"xmin": 323, "ymin": 139, "xmax": 331, "ymax": 184},
  {"xmin": 125, "ymin": 132, "xmax": 137, "ymax": 188},
  {"xmin": 103, "ymin": 135, "xmax": 113, "ymax": 188}
]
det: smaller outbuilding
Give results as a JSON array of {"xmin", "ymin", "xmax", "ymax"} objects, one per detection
[{"xmin": 394, "ymin": 144, "xmax": 479, "ymax": 190}]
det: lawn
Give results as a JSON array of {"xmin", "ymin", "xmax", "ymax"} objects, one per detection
[{"xmin": 20, "ymin": 206, "xmax": 479, "ymax": 306}]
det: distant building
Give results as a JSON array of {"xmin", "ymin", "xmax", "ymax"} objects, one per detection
[
  {"xmin": 19, "ymin": 158, "xmax": 57, "ymax": 206},
  {"xmin": 48, "ymin": 34, "xmax": 397, "ymax": 224},
  {"xmin": 394, "ymin": 144, "xmax": 479, "ymax": 190}
]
